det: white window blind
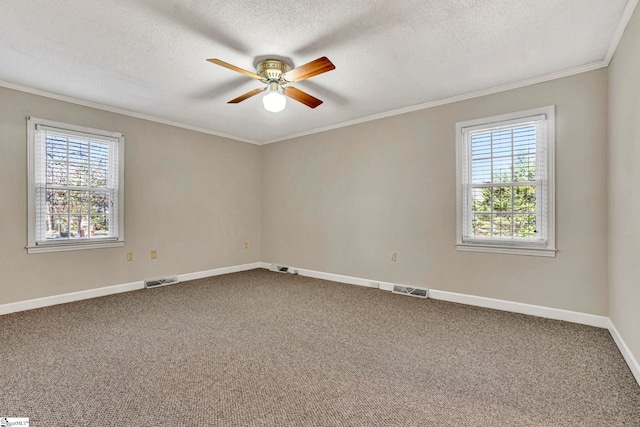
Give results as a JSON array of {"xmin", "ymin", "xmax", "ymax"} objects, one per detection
[
  {"xmin": 456, "ymin": 107, "xmax": 555, "ymax": 257},
  {"xmin": 27, "ymin": 117, "xmax": 124, "ymax": 253}
]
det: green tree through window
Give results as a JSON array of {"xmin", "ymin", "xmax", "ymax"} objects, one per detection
[{"xmin": 471, "ymin": 154, "xmax": 537, "ymax": 238}]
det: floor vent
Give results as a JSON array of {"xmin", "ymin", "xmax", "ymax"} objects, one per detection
[
  {"xmin": 269, "ymin": 265, "xmax": 298, "ymax": 275},
  {"xmin": 144, "ymin": 276, "xmax": 179, "ymax": 289},
  {"xmin": 393, "ymin": 284, "xmax": 428, "ymax": 298}
]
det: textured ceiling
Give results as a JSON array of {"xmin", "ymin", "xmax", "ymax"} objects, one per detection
[{"xmin": 0, "ymin": 0, "xmax": 634, "ymax": 144}]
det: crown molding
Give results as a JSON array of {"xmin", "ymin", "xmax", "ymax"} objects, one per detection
[
  {"xmin": 0, "ymin": 58, "xmax": 610, "ymax": 147},
  {"xmin": 0, "ymin": 79, "xmax": 260, "ymax": 145},
  {"xmin": 605, "ymin": 0, "xmax": 639, "ymax": 64},
  {"xmin": 262, "ymin": 60, "xmax": 608, "ymax": 144}
]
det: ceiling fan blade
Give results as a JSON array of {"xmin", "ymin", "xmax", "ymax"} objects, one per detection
[
  {"xmin": 207, "ymin": 58, "xmax": 263, "ymax": 80},
  {"xmin": 228, "ymin": 88, "xmax": 265, "ymax": 104},
  {"xmin": 282, "ymin": 57, "xmax": 335, "ymax": 83},
  {"xmin": 283, "ymin": 87, "xmax": 323, "ymax": 108}
]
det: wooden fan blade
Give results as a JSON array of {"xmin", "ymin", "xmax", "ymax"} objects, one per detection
[
  {"xmin": 228, "ymin": 88, "xmax": 265, "ymax": 104},
  {"xmin": 283, "ymin": 86, "xmax": 323, "ymax": 108},
  {"xmin": 207, "ymin": 58, "xmax": 263, "ymax": 80},
  {"xmin": 281, "ymin": 57, "xmax": 335, "ymax": 83}
]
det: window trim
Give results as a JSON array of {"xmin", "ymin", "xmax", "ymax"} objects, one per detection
[
  {"xmin": 455, "ymin": 106, "xmax": 556, "ymax": 257},
  {"xmin": 26, "ymin": 116, "xmax": 125, "ymax": 254}
]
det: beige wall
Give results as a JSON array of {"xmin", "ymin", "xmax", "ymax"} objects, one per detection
[
  {"xmin": 262, "ymin": 70, "xmax": 609, "ymax": 315},
  {"xmin": 609, "ymin": 5, "xmax": 640, "ymax": 370},
  {"xmin": 0, "ymin": 87, "xmax": 262, "ymax": 304},
  {"xmin": 0, "ymin": 55, "xmax": 616, "ymax": 320}
]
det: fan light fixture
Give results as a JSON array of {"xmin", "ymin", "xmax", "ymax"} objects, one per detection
[
  {"xmin": 263, "ymin": 83, "xmax": 286, "ymax": 113},
  {"xmin": 207, "ymin": 57, "xmax": 335, "ymax": 110}
]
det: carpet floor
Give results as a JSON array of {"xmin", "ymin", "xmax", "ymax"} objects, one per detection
[{"xmin": 1, "ymin": 269, "xmax": 639, "ymax": 426}]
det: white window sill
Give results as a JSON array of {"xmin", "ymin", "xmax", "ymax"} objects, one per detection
[
  {"xmin": 27, "ymin": 240, "xmax": 125, "ymax": 254},
  {"xmin": 456, "ymin": 243, "xmax": 556, "ymax": 257}
]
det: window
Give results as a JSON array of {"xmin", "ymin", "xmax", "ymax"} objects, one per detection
[
  {"xmin": 455, "ymin": 106, "xmax": 555, "ymax": 257},
  {"xmin": 27, "ymin": 117, "xmax": 124, "ymax": 253}
]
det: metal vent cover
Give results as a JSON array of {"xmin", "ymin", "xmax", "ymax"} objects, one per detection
[
  {"xmin": 144, "ymin": 275, "xmax": 179, "ymax": 288},
  {"xmin": 392, "ymin": 284, "xmax": 428, "ymax": 298},
  {"xmin": 269, "ymin": 264, "xmax": 298, "ymax": 275}
]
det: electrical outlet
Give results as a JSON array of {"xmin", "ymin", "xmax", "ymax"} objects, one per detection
[
  {"xmin": 391, "ymin": 252, "xmax": 397, "ymax": 262},
  {"xmin": 126, "ymin": 252, "xmax": 133, "ymax": 262},
  {"xmin": 244, "ymin": 241, "xmax": 249, "ymax": 249},
  {"xmin": 151, "ymin": 250, "xmax": 157, "ymax": 259}
]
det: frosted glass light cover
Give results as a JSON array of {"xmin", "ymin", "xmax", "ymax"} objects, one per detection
[{"xmin": 263, "ymin": 90, "xmax": 286, "ymax": 113}]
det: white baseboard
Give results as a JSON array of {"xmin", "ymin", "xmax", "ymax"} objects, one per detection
[
  {"xmin": 298, "ymin": 267, "xmax": 395, "ymax": 290},
  {"xmin": 0, "ymin": 280, "xmax": 145, "ymax": 316},
  {"xmin": 262, "ymin": 263, "xmax": 396, "ymax": 290},
  {"xmin": 607, "ymin": 320, "xmax": 640, "ymax": 387},
  {"xmin": 0, "ymin": 262, "xmax": 262, "ymax": 316},
  {"xmin": 178, "ymin": 262, "xmax": 264, "ymax": 282},
  {"xmin": 264, "ymin": 263, "xmax": 609, "ymax": 328},
  {"xmin": 428, "ymin": 289, "xmax": 610, "ymax": 328}
]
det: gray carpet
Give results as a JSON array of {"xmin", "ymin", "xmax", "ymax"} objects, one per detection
[{"xmin": 1, "ymin": 269, "xmax": 639, "ymax": 426}]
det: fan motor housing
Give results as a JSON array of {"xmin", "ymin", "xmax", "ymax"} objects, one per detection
[{"xmin": 257, "ymin": 60, "xmax": 291, "ymax": 81}]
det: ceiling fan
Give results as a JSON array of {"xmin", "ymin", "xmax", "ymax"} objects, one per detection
[{"xmin": 206, "ymin": 56, "xmax": 335, "ymax": 112}]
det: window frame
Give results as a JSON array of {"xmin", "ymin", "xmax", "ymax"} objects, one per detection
[
  {"xmin": 455, "ymin": 106, "xmax": 556, "ymax": 257},
  {"xmin": 26, "ymin": 116, "xmax": 125, "ymax": 253}
]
